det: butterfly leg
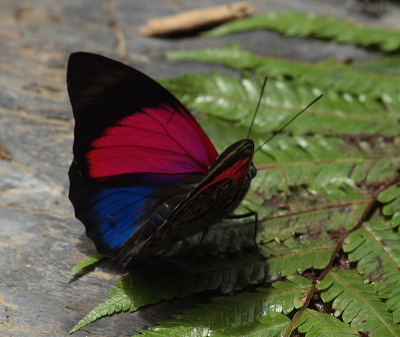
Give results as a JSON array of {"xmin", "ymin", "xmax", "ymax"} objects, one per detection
[
  {"xmin": 227, "ymin": 211, "xmax": 265, "ymax": 259},
  {"xmin": 180, "ymin": 228, "xmax": 209, "ymax": 280},
  {"xmin": 227, "ymin": 211, "xmax": 258, "ymax": 241},
  {"xmin": 189, "ymin": 228, "xmax": 209, "ymax": 264}
]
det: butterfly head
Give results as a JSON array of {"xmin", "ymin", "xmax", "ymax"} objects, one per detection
[{"xmin": 248, "ymin": 163, "xmax": 257, "ymax": 180}]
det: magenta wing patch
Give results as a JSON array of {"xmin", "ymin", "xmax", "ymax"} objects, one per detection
[{"xmin": 88, "ymin": 105, "xmax": 217, "ymax": 179}]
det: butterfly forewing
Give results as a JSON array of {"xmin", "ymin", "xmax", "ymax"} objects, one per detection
[
  {"xmin": 67, "ymin": 52, "xmax": 256, "ymax": 266},
  {"xmin": 67, "ymin": 52, "xmax": 218, "ymax": 184}
]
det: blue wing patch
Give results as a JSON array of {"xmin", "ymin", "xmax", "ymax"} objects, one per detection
[{"xmin": 87, "ymin": 186, "xmax": 156, "ymax": 254}]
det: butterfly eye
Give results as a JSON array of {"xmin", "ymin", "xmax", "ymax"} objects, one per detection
[{"xmin": 249, "ymin": 164, "xmax": 257, "ymax": 179}]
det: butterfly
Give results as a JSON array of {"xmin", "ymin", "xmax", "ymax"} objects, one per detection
[{"xmin": 67, "ymin": 52, "xmax": 257, "ymax": 267}]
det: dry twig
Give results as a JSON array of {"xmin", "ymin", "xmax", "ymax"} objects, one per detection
[{"xmin": 139, "ymin": 2, "xmax": 253, "ymax": 36}]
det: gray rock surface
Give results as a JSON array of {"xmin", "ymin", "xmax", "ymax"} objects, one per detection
[{"xmin": 1, "ymin": 0, "xmax": 399, "ymax": 336}]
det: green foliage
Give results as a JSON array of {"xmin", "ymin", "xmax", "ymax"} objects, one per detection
[
  {"xmin": 264, "ymin": 234, "xmax": 336, "ymax": 282},
  {"xmin": 204, "ymin": 11, "xmax": 400, "ymax": 51},
  {"xmin": 344, "ymin": 216, "xmax": 400, "ymax": 322},
  {"xmin": 318, "ymin": 269, "xmax": 400, "ymax": 336},
  {"xmin": 352, "ymin": 55, "xmax": 400, "ymax": 76},
  {"xmin": 159, "ymin": 71, "xmax": 399, "ymax": 136},
  {"xmin": 378, "ymin": 184, "xmax": 400, "ymax": 216},
  {"xmin": 70, "ymin": 281, "xmax": 135, "ymax": 333},
  {"xmin": 167, "ymin": 43, "xmax": 400, "ymax": 111},
  {"xmin": 70, "ymin": 9, "xmax": 400, "ymax": 336},
  {"xmin": 139, "ymin": 310, "xmax": 290, "ymax": 337},
  {"xmin": 259, "ymin": 275, "xmax": 312, "ymax": 313},
  {"xmin": 208, "ymin": 312, "xmax": 290, "ymax": 337},
  {"xmin": 71, "ymin": 250, "xmax": 266, "ymax": 333},
  {"xmin": 67, "ymin": 251, "xmax": 104, "ymax": 279},
  {"xmin": 138, "ymin": 276, "xmax": 309, "ymax": 336}
]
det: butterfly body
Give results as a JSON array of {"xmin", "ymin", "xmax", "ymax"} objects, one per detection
[{"xmin": 67, "ymin": 52, "xmax": 256, "ymax": 266}]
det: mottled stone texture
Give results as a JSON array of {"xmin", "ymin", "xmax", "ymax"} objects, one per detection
[{"xmin": 0, "ymin": 0, "xmax": 398, "ymax": 336}]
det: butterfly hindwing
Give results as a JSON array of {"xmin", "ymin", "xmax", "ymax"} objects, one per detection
[{"xmin": 69, "ymin": 161, "xmax": 202, "ymax": 260}]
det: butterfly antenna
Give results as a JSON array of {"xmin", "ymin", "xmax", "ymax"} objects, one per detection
[
  {"xmin": 255, "ymin": 94, "xmax": 323, "ymax": 152},
  {"xmin": 247, "ymin": 77, "xmax": 269, "ymax": 139}
]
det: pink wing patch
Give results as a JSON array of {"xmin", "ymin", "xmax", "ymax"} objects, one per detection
[{"xmin": 88, "ymin": 105, "xmax": 218, "ymax": 179}]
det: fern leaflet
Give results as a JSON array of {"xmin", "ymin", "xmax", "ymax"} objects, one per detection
[
  {"xmin": 294, "ymin": 309, "xmax": 358, "ymax": 337},
  {"xmin": 67, "ymin": 251, "xmax": 104, "ymax": 279}
]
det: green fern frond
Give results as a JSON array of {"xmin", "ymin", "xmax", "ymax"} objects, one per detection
[
  {"xmin": 352, "ymin": 55, "xmax": 400, "ymax": 76},
  {"xmin": 166, "ymin": 43, "xmax": 400, "ymax": 105},
  {"xmin": 163, "ymin": 251, "xmax": 266, "ymax": 295},
  {"xmin": 203, "ymin": 12, "xmax": 400, "ymax": 51},
  {"xmin": 344, "ymin": 219, "xmax": 400, "ymax": 289},
  {"xmin": 251, "ymin": 135, "xmax": 397, "ymax": 196},
  {"xmin": 70, "ymin": 283, "xmax": 135, "ymax": 333},
  {"xmin": 242, "ymin": 134, "xmax": 397, "ymax": 251},
  {"xmin": 294, "ymin": 309, "xmax": 358, "ymax": 337},
  {"xmin": 70, "ymin": 251, "xmax": 265, "ymax": 332},
  {"xmin": 67, "ymin": 251, "xmax": 104, "ymax": 279},
  {"xmin": 166, "ymin": 43, "xmax": 259, "ymax": 70},
  {"xmin": 317, "ymin": 269, "xmax": 400, "ymax": 336},
  {"xmin": 159, "ymin": 72, "xmax": 400, "ymax": 138},
  {"xmin": 139, "ymin": 277, "xmax": 309, "ymax": 336},
  {"xmin": 256, "ymin": 199, "xmax": 366, "ymax": 245},
  {"xmin": 158, "ymin": 217, "xmax": 257, "ymax": 258},
  {"xmin": 343, "ymin": 196, "xmax": 400, "ymax": 322},
  {"xmin": 138, "ymin": 291, "xmax": 272, "ymax": 336}
]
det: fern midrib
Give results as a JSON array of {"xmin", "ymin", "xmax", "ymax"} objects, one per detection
[
  {"xmin": 268, "ymin": 246, "xmax": 335, "ymax": 258},
  {"xmin": 261, "ymin": 200, "xmax": 370, "ymax": 223},
  {"xmin": 199, "ymin": 295, "xmax": 268, "ymax": 327},
  {"xmin": 269, "ymin": 156, "xmax": 400, "ymax": 168},
  {"xmin": 265, "ymin": 285, "xmax": 312, "ymax": 305},
  {"xmin": 267, "ymin": 56, "xmax": 400, "ymax": 82}
]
